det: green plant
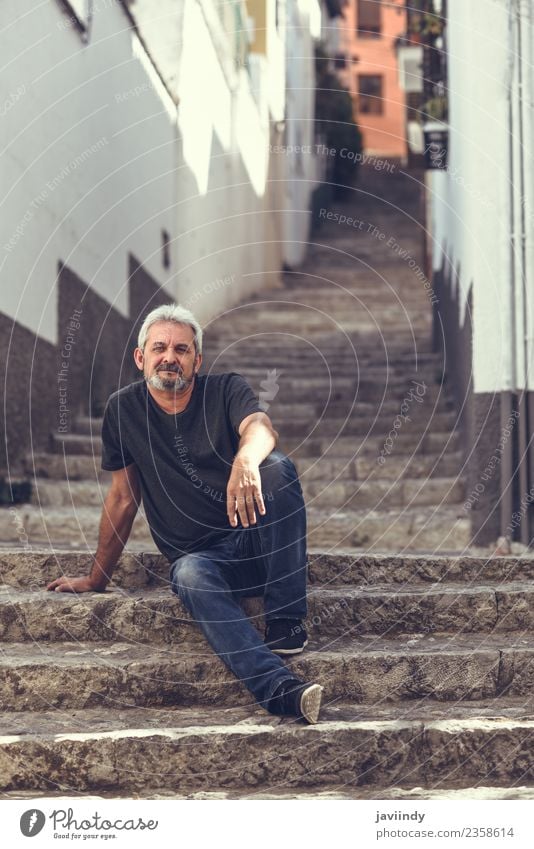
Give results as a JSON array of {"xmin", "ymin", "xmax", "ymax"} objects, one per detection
[
  {"xmin": 422, "ymin": 95, "xmax": 448, "ymax": 122},
  {"xmin": 421, "ymin": 11, "xmax": 444, "ymax": 37},
  {"xmin": 410, "ymin": 7, "xmax": 445, "ymax": 39}
]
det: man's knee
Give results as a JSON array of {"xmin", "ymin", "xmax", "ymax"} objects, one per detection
[
  {"xmin": 259, "ymin": 451, "xmax": 299, "ymax": 494},
  {"xmin": 171, "ymin": 554, "xmax": 215, "ymax": 598}
]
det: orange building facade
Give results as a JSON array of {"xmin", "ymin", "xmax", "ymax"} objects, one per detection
[{"xmin": 339, "ymin": 0, "xmax": 408, "ymax": 160}]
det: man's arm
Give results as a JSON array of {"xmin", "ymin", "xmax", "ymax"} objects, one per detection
[
  {"xmin": 227, "ymin": 412, "xmax": 279, "ymax": 529},
  {"xmin": 47, "ymin": 465, "xmax": 141, "ymax": 593}
]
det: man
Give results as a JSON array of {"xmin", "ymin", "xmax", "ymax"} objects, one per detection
[{"xmin": 47, "ymin": 304, "xmax": 323, "ymax": 723}]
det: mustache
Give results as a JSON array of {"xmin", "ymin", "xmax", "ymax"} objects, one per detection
[{"xmin": 156, "ymin": 364, "xmax": 182, "ymax": 374}]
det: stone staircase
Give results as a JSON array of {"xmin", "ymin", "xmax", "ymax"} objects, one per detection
[
  {"xmin": 1, "ymin": 549, "xmax": 534, "ymax": 797},
  {"xmin": 2, "ymin": 165, "xmax": 533, "ymax": 798}
]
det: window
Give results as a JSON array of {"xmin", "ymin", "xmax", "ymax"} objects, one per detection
[
  {"xmin": 358, "ymin": 74, "xmax": 384, "ymax": 114},
  {"xmin": 357, "ymin": 0, "xmax": 381, "ymax": 38}
]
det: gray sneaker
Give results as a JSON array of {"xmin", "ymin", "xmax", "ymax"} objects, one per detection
[{"xmin": 268, "ymin": 678, "xmax": 324, "ymax": 724}]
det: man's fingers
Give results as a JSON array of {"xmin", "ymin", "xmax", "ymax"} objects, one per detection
[
  {"xmin": 227, "ymin": 493, "xmax": 238, "ymax": 526},
  {"xmin": 227, "ymin": 477, "xmax": 264, "ymax": 528},
  {"xmin": 50, "ymin": 579, "xmax": 72, "ymax": 593},
  {"xmin": 47, "ymin": 576, "xmax": 88, "ymax": 593},
  {"xmin": 254, "ymin": 485, "xmax": 266, "ymax": 516},
  {"xmin": 236, "ymin": 494, "xmax": 251, "ymax": 528},
  {"xmin": 244, "ymin": 492, "xmax": 256, "ymax": 526}
]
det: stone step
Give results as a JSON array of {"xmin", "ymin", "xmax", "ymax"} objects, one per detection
[
  {"xmin": 305, "ymin": 504, "xmax": 471, "ymax": 550},
  {"xmin": 303, "ymin": 476, "xmax": 465, "ymax": 509},
  {"xmin": 74, "ymin": 403, "xmax": 456, "ymax": 435},
  {"xmin": 29, "ymin": 475, "xmax": 465, "ymax": 510},
  {"xmin": 215, "ymin": 373, "xmax": 437, "ymax": 390},
  {"xmin": 0, "ymin": 545, "xmax": 523, "ymax": 588},
  {"xmin": 208, "ymin": 305, "xmax": 430, "ymax": 320},
  {"xmin": 2, "ymin": 699, "xmax": 534, "ymax": 792},
  {"xmin": 234, "ymin": 284, "xmax": 427, "ymax": 298},
  {"xmin": 207, "ymin": 345, "xmax": 437, "ymax": 362},
  {"xmin": 3, "ymin": 549, "xmax": 534, "ymax": 590},
  {"xmin": 31, "ymin": 479, "xmax": 107, "ymax": 508},
  {"xmin": 272, "ymin": 384, "xmax": 444, "ymax": 404},
  {"xmin": 352, "ymin": 451, "xmax": 464, "ymax": 481},
  {"xmin": 292, "ymin": 396, "xmax": 454, "ymax": 419},
  {"xmin": 205, "ymin": 344, "xmax": 441, "ymax": 361},
  {"xmin": 240, "ymin": 313, "xmax": 430, "ymax": 326},
  {"xmin": 32, "ymin": 430, "xmax": 460, "ymax": 476},
  {"xmin": 296, "ymin": 452, "xmax": 464, "ymax": 482},
  {"xmin": 3, "ymin": 631, "xmax": 533, "ymax": 712},
  {"xmin": 272, "ymin": 414, "xmax": 457, "ymax": 439},
  {"xmin": 0, "ymin": 489, "xmax": 469, "ymax": 549},
  {"xmin": 25, "ymin": 453, "xmax": 110, "ymax": 481},
  {"xmin": 74, "ymin": 399, "xmax": 456, "ymax": 435},
  {"xmin": 208, "ymin": 323, "xmax": 432, "ymax": 338},
  {"xmin": 51, "ymin": 414, "xmax": 460, "ymax": 458},
  {"xmin": 208, "ymin": 328, "xmax": 433, "ymax": 343},
  {"xmin": 202, "ymin": 358, "xmax": 441, "ymax": 373},
  {"xmin": 206, "ymin": 365, "xmax": 433, "ymax": 380},
  {"xmin": 286, "ymin": 430, "xmax": 460, "ymax": 457},
  {"xmin": 215, "ymin": 374, "xmax": 442, "ymax": 395},
  {"xmin": 51, "ymin": 434, "xmax": 101, "ymax": 456},
  {"xmin": 0, "ymin": 580, "xmax": 530, "ymax": 643},
  {"xmin": 0, "ymin": 504, "xmax": 154, "ymax": 547},
  {"xmin": 0, "ymin": 494, "xmax": 470, "ymax": 550},
  {"xmin": 6, "ymin": 786, "xmax": 534, "ymax": 799}
]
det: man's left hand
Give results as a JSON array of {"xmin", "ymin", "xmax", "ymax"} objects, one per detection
[{"xmin": 227, "ymin": 456, "xmax": 266, "ymax": 528}]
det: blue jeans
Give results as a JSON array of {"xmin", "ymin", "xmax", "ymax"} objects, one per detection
[{"xmin": 170, "ymin": 450, "xmax": 308, "ymax": 709}]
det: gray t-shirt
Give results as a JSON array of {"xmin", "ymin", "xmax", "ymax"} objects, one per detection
[{"xmin": 101, "ymin": 372, "xmax": 262, "ymax": 561}]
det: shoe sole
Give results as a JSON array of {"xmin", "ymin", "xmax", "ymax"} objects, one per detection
[
  {"xmin": 270, "ymin": 639, "xmax": 309, "ymax": 656},
  {"xmin": 299, "ymin": 684, "xmax": 324, "ymax": 724}
]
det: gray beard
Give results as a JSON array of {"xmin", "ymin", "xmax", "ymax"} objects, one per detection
[{"xmin": 147, "ymin": 372, "xmax": 193, "ymax": 392}]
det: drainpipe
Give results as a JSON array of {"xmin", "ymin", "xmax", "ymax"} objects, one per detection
[
  {"xmin": 519, "ymin": 0, "xmax": 534, "ymax": 544},
  {"xmin": 515, "ymin": 0, "xmax": 530, "ymax": 547},
  {"xmin": 503, "ymin": 0, "xmax": 531, "ymax": 547},
  {"xmin": 501, "ymin": 1, "xmax": 518, "ymax": 545}
]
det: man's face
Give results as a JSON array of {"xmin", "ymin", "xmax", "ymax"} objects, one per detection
[{"xmin": 134, "ymin": 321, "xmax": 202, "ymax": 393}]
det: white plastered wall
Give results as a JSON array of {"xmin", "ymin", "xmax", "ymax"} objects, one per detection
[{"xmin": 429, "ymin": 0, "xmax": 513, "ymax": 393}]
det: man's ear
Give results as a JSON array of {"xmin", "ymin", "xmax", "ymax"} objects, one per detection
[
  {"xmin": 195, "ymin": 352, "xmax": 203, "ymax": 374},
  {"xmin": 133, "ymin": 347, "xmax": 144, "ymax": 371}
]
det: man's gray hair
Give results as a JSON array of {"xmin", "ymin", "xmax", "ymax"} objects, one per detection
[{"xmin": 137, "ymin": 304, "xmax": 203, "ymax": 355}]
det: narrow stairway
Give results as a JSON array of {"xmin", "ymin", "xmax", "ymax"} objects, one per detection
[{"xmin": 1, "ymin": 165, "xmax": 533, "ymax": 799}]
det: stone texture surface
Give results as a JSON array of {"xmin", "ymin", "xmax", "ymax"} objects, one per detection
[
  {"xmin": 0, "ymin": 633, "xmax": 519, "ymax": 711},
  {"xmin": 4, "ymin": 549, "xmax": 534, "ymax": 590},
  {"xmin": 0, "ymin": 583, "xmax": 511, "ymax": 644},
  {"xmin": 2, "ymin": 700, "xmax": 534, "ymax": 792},
  {"xmin": 0, "ymin": 701, "xmax": 416, "ymax": 792}
]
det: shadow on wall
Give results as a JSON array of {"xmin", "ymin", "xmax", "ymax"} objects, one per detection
[{"xmin": 57, "ymin": 257, "xmax": 172, "ymax": 421}]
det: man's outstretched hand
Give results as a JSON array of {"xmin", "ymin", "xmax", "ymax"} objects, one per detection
[
  {"xmin": 227, "ymin": 456, "xmax": 266, "ymax": 528},
  {"xmin": 46, "ymin": 575, "xmax": 105, "ymax": 593}
]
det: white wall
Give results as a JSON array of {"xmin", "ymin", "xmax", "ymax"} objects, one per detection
[
  {"xmin": 429, "ymin": 0, "xmax": 523, "ymax": 393},
  {"xmin": 282, "ymin": 0, "xmax": 321, "ymax": 268},
  {"xmin": 0, "ymin": 0, "xmax": 178, "ymax": 344},
  {"xmin": 1, "ymin": 0, "xmax": 321, "ymax": 341}
]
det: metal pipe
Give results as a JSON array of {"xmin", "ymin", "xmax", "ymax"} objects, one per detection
[
  {"xmin": 519, "ymin": 0, "xmax": 534, "ymax": 544},
  {"xmin": 501, "ymin": 1, "xmax": 518, "ymax": 542},
  {"xmin": 516, "ymin": 0, "xmax": 531, "ymax": 546}
]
